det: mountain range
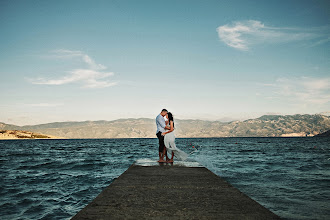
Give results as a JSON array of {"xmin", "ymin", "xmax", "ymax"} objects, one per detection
[{"xmin": 1, "ymin": 114, "xmax": 329, "ymax": 139}]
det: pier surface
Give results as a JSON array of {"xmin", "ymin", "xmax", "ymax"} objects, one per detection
[{"xmin": 72, "ymin": 160, "xmax": 280, "ymax": 219}]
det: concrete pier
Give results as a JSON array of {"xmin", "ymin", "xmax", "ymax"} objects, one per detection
[{"xmin": 71, "ymin": 160, "xmax": 280, "ymax": 219}]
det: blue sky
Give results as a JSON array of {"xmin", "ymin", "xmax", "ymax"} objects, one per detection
[{"xmin": 1, "ymin": 0, "xmax": 330, "ymax": 125}]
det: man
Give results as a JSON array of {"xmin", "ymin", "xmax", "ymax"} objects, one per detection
[{"xmin": 156, "ymin": 109, "xmax": 169, "ymax": 162}]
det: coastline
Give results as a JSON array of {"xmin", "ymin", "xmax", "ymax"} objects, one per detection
[
  {"xmin": 0, "ymin": 136, "xmax": 319, "ymax": 140},
  {"xmin": 0, "ymin": 130, "xmax": 65, "ymax": 140}
]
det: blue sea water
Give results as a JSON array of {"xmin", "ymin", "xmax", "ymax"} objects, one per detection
[{"xmin": 0, "ymin": 137, "xmax": 329, "ymax": 219}]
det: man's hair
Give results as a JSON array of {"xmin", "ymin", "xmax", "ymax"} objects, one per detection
[{"xmin": 161, "ymin": 109, "xmax": 168, "ymax": 112}]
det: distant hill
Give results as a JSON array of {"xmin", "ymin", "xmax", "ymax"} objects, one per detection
[
  {"xmin": 1, "ymin": 114, "xmax": 329, "ymax": 138},
  {"xmin": 314, "ymin": 129, "xmax": 330, "ymax": 137},
  {"xmin": 0, "ymin": 130, "xmax": 64, "ymax": 140}
]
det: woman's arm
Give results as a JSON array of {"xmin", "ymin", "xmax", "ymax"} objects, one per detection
[{"xmin": 162, "ymin": 121, "xmax": 174, "ymax": 135}]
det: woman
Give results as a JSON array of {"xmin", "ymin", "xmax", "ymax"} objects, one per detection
[{"xmin": 162, "ymin": 112, "xmax": 188, "ymax": 162}]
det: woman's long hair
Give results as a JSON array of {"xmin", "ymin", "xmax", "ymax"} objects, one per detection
[{"xmin": 168, "ymin": 112, "xmax": 174, "ymax": 128}]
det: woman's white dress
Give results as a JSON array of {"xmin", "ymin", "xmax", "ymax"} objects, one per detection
[{"xmin": 164, "ymin": 131, "xmax": 188, "ymax": 161}]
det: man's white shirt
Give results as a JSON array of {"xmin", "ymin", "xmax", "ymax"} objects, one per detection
[{"xmin": 156, "ymin": 114, "xmax": 166, "ymax": 133}]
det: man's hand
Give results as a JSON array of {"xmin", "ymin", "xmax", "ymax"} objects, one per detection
[{"xmin": 162, "ymin": 132, "xmax": 166, "ymax": 136}]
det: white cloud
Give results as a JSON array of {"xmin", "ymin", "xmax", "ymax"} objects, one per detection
[
  {"xmin": 25, "ymin": 103, "xmax": 64, "ymax": 107},
  {"xmin": 263, "ymin": 76, "xmax": 330, "ymax": 105},
  {"xmin": 217, "ymin": 20, "xmax": 263, "ymax": 50},
  {"xmin": 32, "ymin": 69, "xmax": 116, "ymax": 88},
  {"xmin": 31, "ymin": 50, "xmax": 116, "ymax": 88},
  {"xmin": 51, "ymin": 49, "xmax": 107, "ymax": 70},
  {"xmin": 216, "ymin": 20, "xmax": 326, "ymax": 50}
]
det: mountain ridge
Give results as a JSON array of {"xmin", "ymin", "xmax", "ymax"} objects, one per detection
[{"xmin": 1, "ymin": 114, "xmax": 329, "ymax": 138}]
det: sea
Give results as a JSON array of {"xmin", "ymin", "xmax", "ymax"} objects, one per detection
[{"xmin": 0, "ymin": 137, "xmax": 329, "ymax": 220}]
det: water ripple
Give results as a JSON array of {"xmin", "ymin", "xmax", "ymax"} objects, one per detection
[{"xmin": 0, "ymin": 138, "xmax": 329, "ymax": 219}]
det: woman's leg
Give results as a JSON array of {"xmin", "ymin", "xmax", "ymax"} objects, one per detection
[
  {"xmin": 171, "ymin": 138, "xmax": 177, "ymax": 162},
  {"xmin": 163, "ymin": 147, "xmax": 169, "ymax": 161},
  {"xmin": 163, "ymin": 136, "xmax": 169, "ymax": 161},
  {"xmin": 168, "ymin": 141, "xmax": 174, "ymax": 163}
]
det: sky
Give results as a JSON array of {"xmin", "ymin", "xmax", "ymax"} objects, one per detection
[{"xmin": 1, "ymin": 0, "xmax": 330, "ymax": 125}]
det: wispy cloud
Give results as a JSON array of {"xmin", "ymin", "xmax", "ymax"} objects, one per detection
[
  {"xmin": 32, "ymin": 69, "xmax": 116, "ymax": 88},
  {"xmin": 217, "ymin": 20, "xmax": 328, "ymax": 50},
  {"xmin": 50, "ymin": 49, "xmax": 107, "ymax": 70},
  {"xmin": 31, "ymin": 50, "xmax": 116, "ymax": 88},
  {"xmin": 263, "ymin": 76, "xmax": 330, "ymax": 105},
  {"xmin": 25, "ymin": 103, "xmax": 64, "ymax": 107}
]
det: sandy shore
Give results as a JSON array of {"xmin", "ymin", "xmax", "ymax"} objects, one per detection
[
  {"xmin": 280, "ymin": 132, "xmax": 314, "ymax": 137},
  {"xmin": 0, "ymin": 130, "xmax": 65, "ymax": 140}
]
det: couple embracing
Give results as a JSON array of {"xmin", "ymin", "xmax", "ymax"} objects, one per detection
[{"xmin": 156, "ymin": 109, "xmax": 188, "ymax": 163}]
